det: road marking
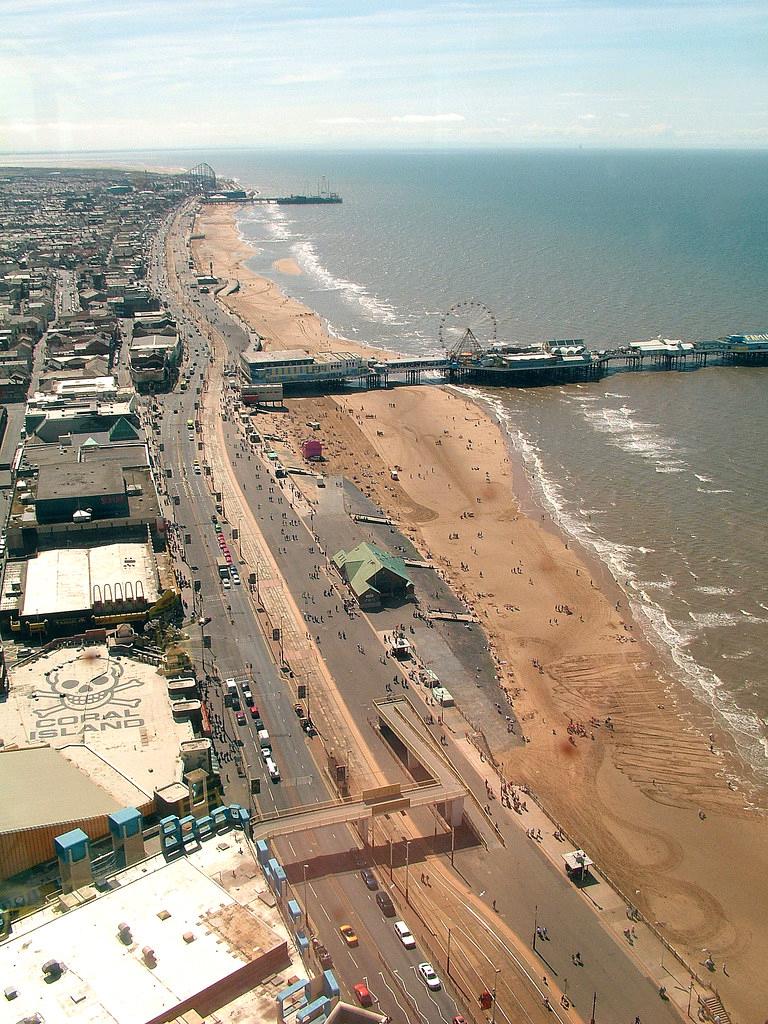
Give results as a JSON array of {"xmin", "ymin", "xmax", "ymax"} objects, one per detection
[
  {"xmin": 393, "ymin": 970, "xmax": 430, "ymax": 1024},
  {"xmin": 378, "ymin": 971, "xmax": 411, "ymax": 1024}
]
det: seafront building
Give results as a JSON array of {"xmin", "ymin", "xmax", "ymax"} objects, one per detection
[
  {"xmin": 239, "ymin": 345, "xmax": 367, "ymax": 387},
  {"xmin": 0, "ymin": 170, "xmax": 371, "ymax": 1024}
]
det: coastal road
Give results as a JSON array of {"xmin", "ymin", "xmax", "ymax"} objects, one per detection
[
  {"xmin": 154, "ymin": 203, "xmax": 683, "ymax": 1024},
  {"xmin": 145, "ymin": 231, "xmax": 472, "ymax": 1021}
]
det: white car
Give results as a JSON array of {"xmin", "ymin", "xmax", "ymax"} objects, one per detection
[
  {"xmin": 394, "ymin": 921, "xmax": 416, "ymax": 950},
  {"xmin": 265, "ymin": 756, "xmax": 281, "ymax": 782},
  {"xmin": 417, "ymin": 962, "xmax": 441, "ymax": 991},
  {"xmin": 260, "ymin": 744, "xmax": 272, "ymax": 762}
]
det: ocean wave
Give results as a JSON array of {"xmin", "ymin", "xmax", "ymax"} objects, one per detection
[
  {"xmin": 696, "ymin": 585, "xmax": 736, "ymax": 596},
  {"xmin": 695, "ymin": 473, "xmax": 714, "ymax": 483},
  {"xmin": 451, "ymin": 384, "xmax": 768, "ymax": 781},
  {"xmin": 697, "ymin": 487, "xmax": 733, "ymax": 494},
  {"xmin": 604, "ymin": 392, "xmax": 629, "ymax": 398},
  {"xmin": 721, "ymin": 650, "xmax": 753, "ymax": 660},
  {"xmin": 582, "ymin": 404, "xmax": 687, "ymax": 469},
  {"xmin": 633, "ymin": 599, "xmax": 768, "ymax": 776},
  {"xmin": 688, "ymin": 610, "xmax": 745, "ymax": 629},
  {"xmin": 290, "ymin": 238, "xmax": 400, "ymax": 325}
]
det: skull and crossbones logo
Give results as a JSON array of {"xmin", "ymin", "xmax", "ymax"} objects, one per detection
[{"xmin": 34, "ymin": 659, "xmax": 143, "ymax": 715}]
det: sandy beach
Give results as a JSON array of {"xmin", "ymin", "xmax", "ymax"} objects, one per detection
[{"xmin": 193, "ymin": 204, "xmax": 768, "ymax": 1023}]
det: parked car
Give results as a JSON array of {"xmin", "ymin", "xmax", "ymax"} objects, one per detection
[
  {"xmin": 235, "ymin": 711, "xmax": 246, "ymax": 726},
  {"xmin": 376, "ymin": 891, "xmax": 395, "ymax": 917},
  {"xmin": 417, "ymin": 962, "xmax": 441, "ymax": 991},
  {"xmin": 353, "ymin": 983, "xmax": 373, "ymax": 1007},
  {"xmin": 394, "ymin": 921, "xmax": 416, "ymax": 949},
  {"xmin": 360, "ymin": 868, "xmax": 379, "ymax": 891},
  {"xmin": 265, "ymin": 757, "xmax": 280, "ymax": 782}
]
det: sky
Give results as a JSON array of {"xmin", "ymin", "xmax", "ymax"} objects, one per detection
[{"xmin": 1, "ymin": 0, "xmax": 767, "ymax": 152}]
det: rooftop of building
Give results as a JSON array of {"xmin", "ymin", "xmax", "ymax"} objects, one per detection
[
  {"xmin": 36, "ymin": 459, "xmax": 125, "ymax": 502},
  {"xmin": 0, "ymin": 843, "xmax": 299, "ymax": 1024},
  {"xmin": 20, "ymin": 541, "xmax": 160, "ymax": 617},
  {"xmin": 0, "ymin": 745, "xmax": 121, "ymax": 834},
  {"xmin": 0, "ymin": 644, "xmax": 190, "ymax": 805}
]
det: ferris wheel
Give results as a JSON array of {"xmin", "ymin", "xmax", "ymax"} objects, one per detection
[{"xmin": 439, "ymin": 300, "xmax": 497, "ymax": 359}]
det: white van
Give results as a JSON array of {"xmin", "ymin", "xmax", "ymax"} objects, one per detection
[
  {"xmin": 265, "ymin": 757, "xmax": 281, "ymax": 782},
  {"xmin": 394, "ymin": 921, "xmax": 416, "ymax": 949}
]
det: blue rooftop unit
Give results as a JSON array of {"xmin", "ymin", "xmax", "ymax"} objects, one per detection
[
  {"xmin": 108, "ymin": 807, "xmax": 142, "ymax": 838},
  {"xmin": 296, "ymin": 996, "xmax": 330, "ymax": 1024},
  {"xmin": 322, "ymin": 970, "xmax": 340, "ymax": 1000},
  {"xmin": 54, "ymin": 828, "xmax": 90, "ymax": 862}
]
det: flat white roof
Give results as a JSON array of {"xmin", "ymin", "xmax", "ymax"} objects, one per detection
[
  {"xmin": 0, "ymin": 746, "xmax": 121, "ymax": 833},
  {"xmin": 0, "ymin": 852, "xmax": 292, "ymax": 1024},
  {"xmin": 21, "ymin": 542, "xmax": 159, "ymax": 618},
  {"xmin": 1, "ymin": 645, "xmax": 191, "ymax": 804}
]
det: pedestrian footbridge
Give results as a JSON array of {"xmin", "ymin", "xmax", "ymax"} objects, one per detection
[{"xmin": 250, "ymin": 697, "xmax": 466, "ymax": 843}]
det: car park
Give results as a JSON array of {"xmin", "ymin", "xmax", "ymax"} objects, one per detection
[
  {"xmin": 394, "ymin": 921, "xmax": 416, "ymax": 949},
  {"xmin": 417, "ymin": 962, "xmax": 441, "ymax": 991},
  {"xmin": 360, "ymin": 868, "xmax": 379, "ymax": 891}
]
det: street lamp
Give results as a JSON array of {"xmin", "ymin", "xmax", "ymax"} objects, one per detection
[
  {"xmin": 303, "ymin": 863, "xmax": 309, "ymax": 928},
  {"xmin": 404, "ymin": 838, "xmax": 411, "ymax": 904},
  {"xmin": 491, "ymin": 966, "xmax": 501, "ymax": 1024}
]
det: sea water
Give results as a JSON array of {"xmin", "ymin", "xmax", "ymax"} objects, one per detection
[{"xmin": 115, "ymin": 147, "xmax": 768, "ymax": 776}]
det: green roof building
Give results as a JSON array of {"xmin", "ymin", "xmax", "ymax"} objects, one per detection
[{"xmin": 332, "ymin": 541, "xmax": 414, "ymax": 609}]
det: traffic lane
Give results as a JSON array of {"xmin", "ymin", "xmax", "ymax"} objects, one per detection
[
  {"xmin": 307, "ymin": 863, "xmax": 460, "ymax": 1024},
  {"xmin": 442, "ymin": 751, "xmax": 680, "ymax": 1023},
  {"xmin": 221, "ymin": 442, "xmax": 674, "ymax": 1020},
  {"xmin": 221, "ymin": 454, "xmax": 674, "ymax": 1019}
]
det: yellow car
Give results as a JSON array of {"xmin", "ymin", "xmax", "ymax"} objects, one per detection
[{"xmin": 339, "ymin": 924, "xmax": 359, "ymax": 948}]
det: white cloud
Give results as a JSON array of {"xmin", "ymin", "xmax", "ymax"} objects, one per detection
[
  {"xmin": 270, "ymin": 68, "xmax": 344, "ymax": 86},
  {"xmin": 390, "ymin": 113, "xmax": 465, "ymax": 124}
]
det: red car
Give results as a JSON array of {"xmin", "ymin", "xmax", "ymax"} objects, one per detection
[
  {"xmin": 353, "ymin": 983, "xmax": 373, "ymax": 1008},
  {"xmin": 249, "ymin": 705, "xmax": 260, "ymax": 719},
  {"xmin": 235, "ymin": 711, "xmax": 246, "ymax": 726}
]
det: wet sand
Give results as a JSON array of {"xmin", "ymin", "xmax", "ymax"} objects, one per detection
[
  {"xmin": 193, "ymin": 203, "xmax": 768, "ymax": 1023},
  {"xmin": 273, "ymin": 257, "xmax": 302, "ymax": 275}
]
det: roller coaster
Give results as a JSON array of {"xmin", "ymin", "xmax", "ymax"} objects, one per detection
[{"xmin": 178, "ymin": 162, "xmax": 217, "ymax": 194}]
